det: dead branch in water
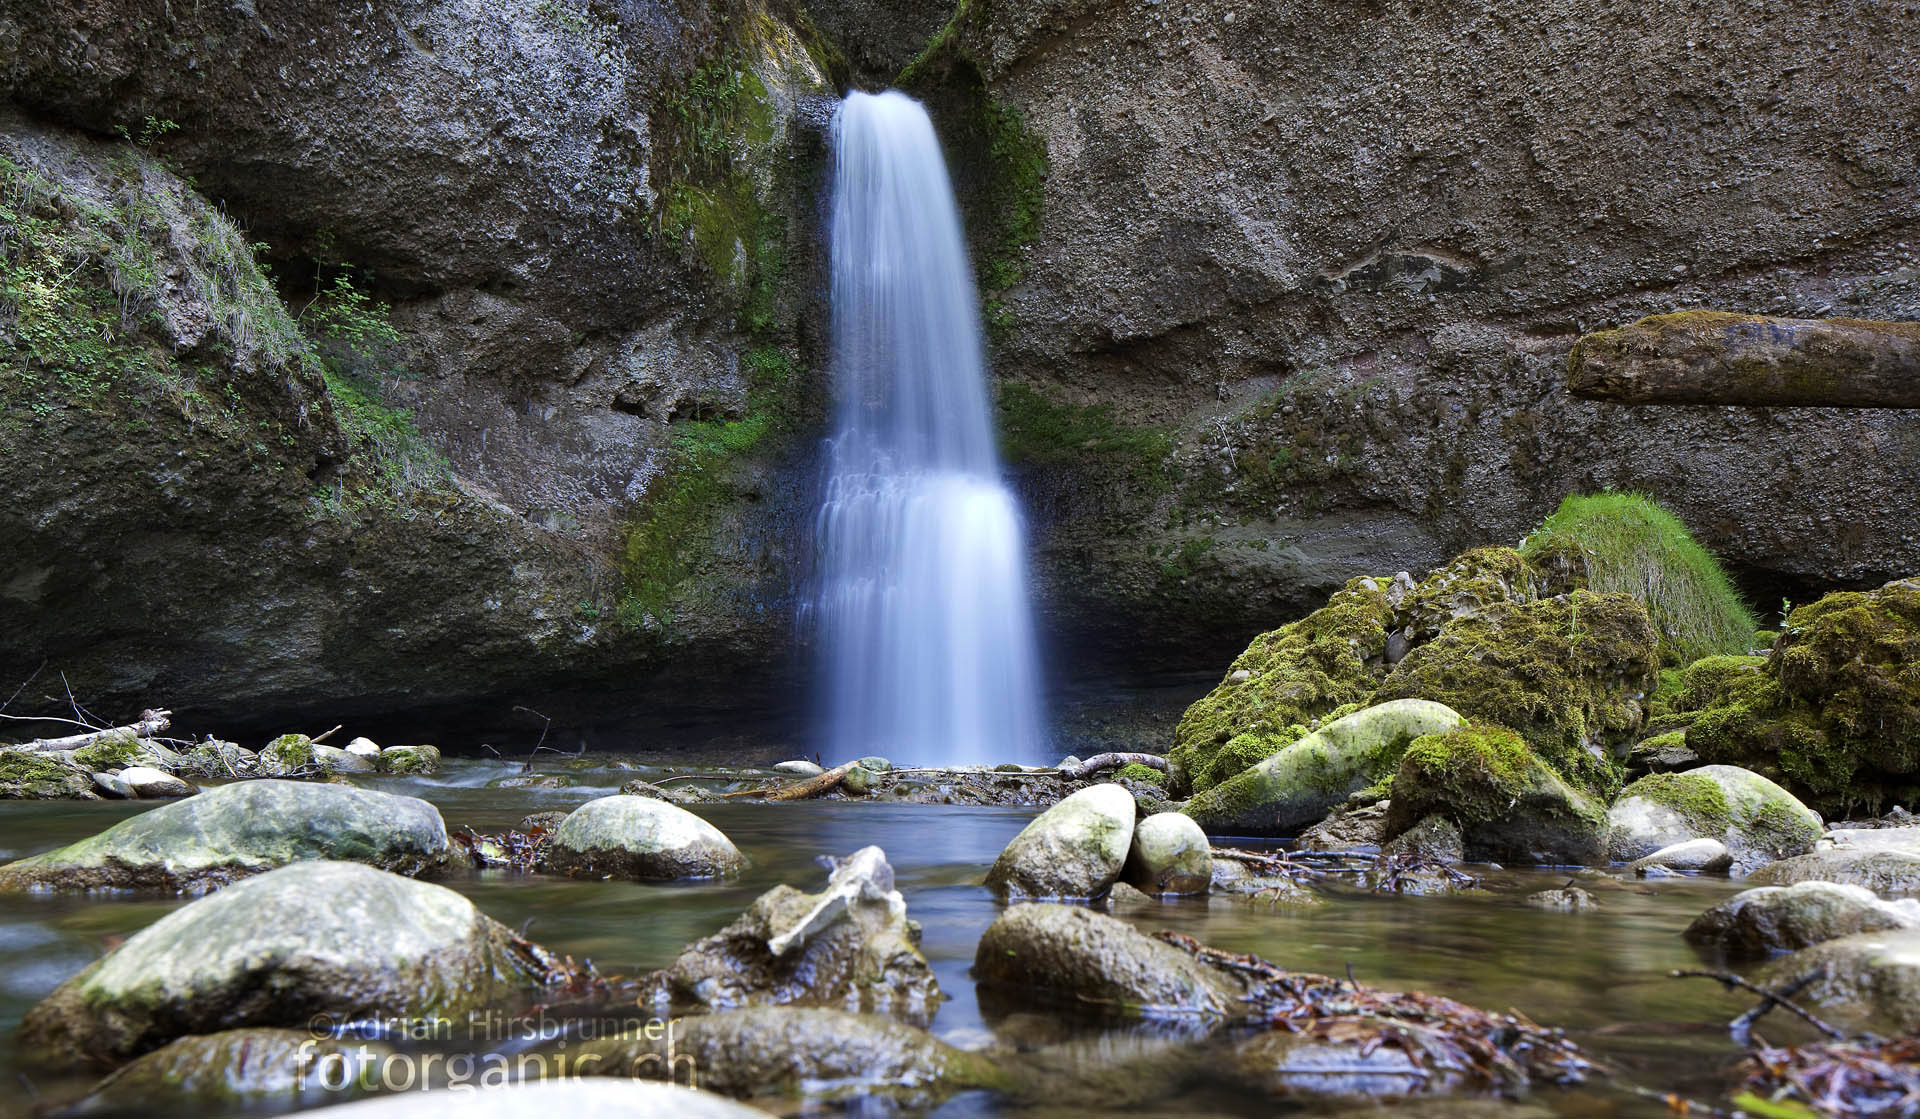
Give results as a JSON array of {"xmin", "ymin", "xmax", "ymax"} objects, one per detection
[
  {"xmin": 719, "ymin": 762, "xmax": 856, "ymax": 801},
  {"xmin": 1669, "ymin": 967, "xmax": 1847, "ymax": 1043},
  {"xmin": 8, "ymin": 710, "xmax": 171, "ymax": 752}
]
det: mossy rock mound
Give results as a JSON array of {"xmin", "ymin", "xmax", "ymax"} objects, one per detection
[
  {"xmin": 0, "ymin": 780, "xmax": 451, "ymax": 892},
  {"xmin": 1184, "ymin": 700, "xmax": 1466, "ymax": 837},
  {"xmin": 1384, "ymin": 725, "xmax": 1609, "ymax": 865},
  {"xmin": 19, "ymin": 861, "xmax": 557, "ymax": 1068},
  {"xmin": 1520, "ymin": 492, "xmax": 1756, "ymax": 665},
  {"xmin": 1607, "ymin": 765, "xmax": 1822, "ymax": 870},
  {"xmin": 257, "ymin": 734, "xmax": 317, "ymax": 778},
  {"xmin": 1656, "ymin": 578, "xmax": 1920, "ymax": 815},
  {"xmin": 0, "ymin": 747, "xmax": 97, "ymax": 799}
]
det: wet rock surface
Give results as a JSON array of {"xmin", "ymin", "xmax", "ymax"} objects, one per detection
[
  {"xmin": 545, "ymin": 795, "xmax": 745, "ymax": 880},
  {"xmin": 18, "ymin": 861, "xmax": 562, "ymax": 1068},
  {"xmin": 984, "ymin": 783, "xmax": 1135, "ymax": 899},
  {"xmin": 298, "ymin": 1080, "xmax": 770, "ymax": 1118},
  {"xmin": 1607, "ymin": 765, "xmax": 1823, "ymax": 870},
  {"xmin": 1747, "ymin": 848, "xmax": 1920, "ymax": 895},
  {"xmin": 1686, "ymin": 881, "xmax": 1920, "ymax": 956},
  {"xmin": 0, "ymin": 780, "xmax": 451, "ymax": 892},
  {"xmin": 1122, "ymin": 811, "xmax": 1212, "ymax": 895},
  {"xmin": 1762, "ymin": 928, "xmax": 1920, "ymax": 1034},
  {"xmin": 57, "ymin": 1028, "xmax": 388, "ymax": 1115}
]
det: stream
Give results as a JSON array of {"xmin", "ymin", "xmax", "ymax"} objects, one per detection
[{"xmin": 0, "ymin": 757, "xmax": 1782, "ymax": 1117}]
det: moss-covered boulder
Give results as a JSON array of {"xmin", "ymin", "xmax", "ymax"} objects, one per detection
[
  {"xmin": 1607, "ymin": 765, "xmax": 1822, "ymax": 870},
  {"xmin": 1686, "ymin": 882, "xmax": 1920, "ymax": 956},
  {"xmin": 974, "ymin": 904, "xmax": 1252, "ymax": 1018},
  {"xmin": 1384, "ymin": 725, "xmax": 1610, "ymax": 865},
  {"xmin": 59, "ymin": 1028, "xmax": 387, "ymax": 1114},
  {"xmin": 69, "ymin": 729, "xmax": 160, "ymax": 772},
  {"xmin": 0, "ymin": 747, "xmax": 98, "ymax": 799},
  {"xmin": 375, "ymin": 743, "xmax": 441, "ymax": 776},
  {"xmin": 19, "ymin": 861, "xmax": 560, "ymax": 1067},
  {"xmin": 660, "ymin": 846, "xmax": 937, "ymax": 1018},
  {"xmin": 0, "ymin": 780, "xmax": 451, "ymax": 892},
  {"xmin": 545, "ymin": 795, "xmax": 745, "ymax": 880},
  {"xmin": 574, "ymin": 1007, "xmax": 1006, "ymax": 1106},
  {"xmin": 1184, "ymin": 700, "xmax": 1466, "ymax": 836},
  {"xmin": 178, "ymin": 740, "xmax": 258, "ymax": 779},
  {"xmin": 985, "ymin": 783, "xmax": 1135, "ymax": 899},
  {"xmin": 257, "ymin": 734, "xmax": 318, "ymax": 778}
]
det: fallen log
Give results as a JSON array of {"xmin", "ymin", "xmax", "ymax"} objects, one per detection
[
  {"xmin": 14, "ymin": 710, "xmax": 171, "ymax": 752},
  {"xmin": 1057, "ymin": 752, "xmax": 1168, "ymax": 780},
  {"xmin": 718, "ymin": 761, "xmax": 856, "ymax": 801},
  {"xmin": 1567, "ymin": 311, "xmax": 1920, "ymax": 407}
]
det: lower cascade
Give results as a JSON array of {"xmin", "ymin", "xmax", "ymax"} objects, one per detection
[{"xmin": 811, "ymin": 89, "xmax": 1046, "ymax": 767}]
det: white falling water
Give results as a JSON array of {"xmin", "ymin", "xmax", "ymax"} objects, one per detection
[{"xmin": 813, "ymin": 89, "xmax": 1046, "ymax": 767}]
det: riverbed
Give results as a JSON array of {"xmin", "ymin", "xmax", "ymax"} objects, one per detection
[{"xmin": 0, "ymin": 757, "xmax": 1781, "ymax": 1117}]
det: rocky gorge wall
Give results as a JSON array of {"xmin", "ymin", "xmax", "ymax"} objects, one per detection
[{"xmin": 1, "ymin": 0, "xmax": 1916, "ymax": 741}]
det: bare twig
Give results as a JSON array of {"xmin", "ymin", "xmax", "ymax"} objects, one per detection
[
  {"xmin": 1, "ymin": 661, "xmax": 48, "ymax": 713},
  {"xmin": 309, "ymin": 725, "xmax": 344, "ymax": 745},
  {"xmin": 1670, "ymin": 967, "xmax": 1847, "ymax": 1042}
]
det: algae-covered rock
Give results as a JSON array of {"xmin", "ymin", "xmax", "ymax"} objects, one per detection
[
  {"xmin": 1185, "ymin": 700, "xmax": 1466, "ymax": 837},
  {"xmin": 662, "ymin": 846, "xmax": 937, "ymax": 1018},
  {"xmin": 376, "ymin": 744, "xmax": 441, "ymax": 776},
  {"xmin": 974, "ymin": 904, "xmax": 1251, "ymax": 1018},
  {"xmin": 1608, "ymin": 765, "xmax": 1822, "ymax": 869},
  {"xmin": 546, "ymin": 795, "xmax": 745, "ymax": 880},
  {"xmin": 70, "ymin": 729, "xmax": 159, "ymax": 772},
  {"xmin": 0, "ymin": 780, "xmax": 451, "ymax": 892},
  {"xmin": 841, "ymin": 763, "xmax": 877, "ymax": 796},
  {"xmin": 1747, "ymin": 848, "xmax": 1920, "ymax": 894},
  {"xmin": 178, "ymin": 740, "xmax": 257, "ymax": 779},
  {"xmin": 1384, "ymin": 725, "xmax": 1609, "ymax": 865},
  {"xmin": 58, "ymin": 1028, "xmax": 387, "ymax": 1115},
  {"xmin": 0, "ymin": 747, "xmax": 98, "ymax": 799},
  {"xmin": 257, "ymin": 734, "xmax": 317, "ymax": 778},
  {"xmin": 297, "ymin": 1081, "xmax": 768, "ymax": 1118},
  {"xmin": 575, "ymin": 1007, "xmax": 1005, "ymax": 1105},
  {"xmin": 1762, "ymin": 928, "xmax": 1920, "ymax": 1033},
  {"xmin": 985, "ymin": 783, "xmax": 1135, "ymax": 899},
  {"xmin": 1686, "ymin": 882, "xmax": 1920, "ymax": 956},
  {"xmin": 1122, "ymin": 812, "xmax": 1212, "ymax": 895},
  {"xmin": 18, "ymin": 861, "xmax": 559, "ymax": 1067}
]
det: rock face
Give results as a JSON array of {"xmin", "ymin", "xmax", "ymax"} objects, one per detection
[
  {"xmin": 1568, "ymin": 312, "xmax": 1920, "ymax": 408},
  {"xmin": 1184, "ymin": 700, "xmax": 1467, "ymax": 836},
  {"xmin": 985, "ymin": 783, "xmax": 1135, "ymax": 899},
  {"xmin": 545, "ymin": 795, "xmax": 745, "ymax": 880},
  {"xmin": 19, "ymin": 861, "xmax": 558, "ymax": 1067},
  {"xmin": 61, "ymin": 1029, "xmax": 387, "ymax": 1115},
  {"xmin": 1687, "ymin": 882, "xmax": 1920, "ymax": 956},
  {"xmin": 0, "ymin": 780, "xmax": 451, "ymax": 892},
  {"xmin": 1763, "ymin": 929, "xmax": 1920, "ymax": 1034},
  {"xmin": 1607, "ymin": 765, "xmax": 1823, "ymax": 870},
  {"xmin": 974, "ymin": 904, "xmax": 1250, "ymax": 1018},
  {"xmin": 1122, "ymin": 812, "xmax": 1212, "ymax": 895},
  {"xmin": 899, "ymin": 0, "xmax": 1920, "ymax": 678},
  {"xmin": 660, "ymin": 846, "xmax": 938, "ymax": 1019}
]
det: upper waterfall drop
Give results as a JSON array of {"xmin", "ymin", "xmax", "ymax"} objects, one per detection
[{"xmin": 813, "ymin": 89, "xmax": 1047, "ymax": 768}]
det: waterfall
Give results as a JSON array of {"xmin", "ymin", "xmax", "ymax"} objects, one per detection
[{"xmin": 812, "ymin": 89, "xmax": 1046, "ymax": 767}]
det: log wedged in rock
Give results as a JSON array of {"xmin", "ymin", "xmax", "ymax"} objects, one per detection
[{"xmin": 1567, "ymin": 312, "xmax": 1920, "ymax": 407}]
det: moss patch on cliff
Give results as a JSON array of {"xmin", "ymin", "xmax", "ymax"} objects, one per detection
[
  {"xmin": 1521, "ymin": 492, "xmax": 1756, "ymax": 665},
  {"xmin": 996, "ymin": 382, "xmax": 1172, "ymax": 486}
]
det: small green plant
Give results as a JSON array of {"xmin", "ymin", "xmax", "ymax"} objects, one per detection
[{"xmin": 112, "ymin": 116, "xmax": 179, "ymax": 148}]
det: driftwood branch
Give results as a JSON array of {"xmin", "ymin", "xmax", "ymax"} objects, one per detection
[
  {"xmin": 1568, "ymin": 312, "xmax": 1920, "ymax": 408},
  {"xmin": 1057, "ymin": 752, "xmax": 1168, "ymax": 780},
  {"xmin": 1669, "ymin": 967, "xmax": 1847, "ymax": 1042},
  {"xmin": 14, "ymin": 710, "xmax": 170, "ymax": 752},
  {"xmin": 719, "ymin": 762, "xmax": 856, "ymax": 801}
]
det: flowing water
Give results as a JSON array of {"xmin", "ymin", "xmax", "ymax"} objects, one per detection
[
  {"xmin": 0, "ymin": 758, "xmax": 1793, "ymax": 1118},
  {"xmin": 812, "ymin": 90, "xmax": 1046, "ymax": 767}
]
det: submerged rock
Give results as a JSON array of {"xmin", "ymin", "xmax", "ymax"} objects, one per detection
[
  {"xmin": 1184, "ymin": 700, "xmax": 1467, "ymax": 836},
  {"xmin": 57, "ymin": 1028, "xmax": 387, "ymax": 1115},
  {"xmin": 1630, "ymin": 838, "xmax": 1734, "ymax": 875},
  {"xmin": 0, "ymin": 780, "xmax": 450, "ymax": 892},
  {"xmin": 1385, "ymin": 724, "xmax": 1609, "ymax": 865},
  {"xmin": 974, "ymin": 904, "xmax": 1251, "ymax": 1017},
  {"xmin": 985, "ymin": 783, "xmax": 1135, "ymax": 899},
  {"xmin": 1763, "ymin": 928, "xmax": 1920, "ymax": 1034},
  {"xmin": 295, "ymin": 1080, "xmax": 767, "ymax": 1118},
  {"xmin": 1122, "ymin": 812, "xmax": 1212, "ymax": 895},
  {"xmin": 1607, "ymin": 765, "xmax": 1822, "ymax": 870},
  {"xmin": 0, "ymin": 747, "xmax": 98, "ymax": 800},
  {"xmin": 545, "ymin": 795, "xmax": 744, "ymax": 880},
  {"xmin": 19, "ymin": 861, "xmax": 561, "ymax": 1067},
  {"xmin": 1748, "ymin": 848, "xmax": 1920, "ymax": 894},
  {"xmin": 575, "ymin": 1006, "xmax": 1004, "ymax": 1106},
  {"xmin": 660, "ymin": 846, "xmax": 937, "ymax": 1018},
  {"xmin": 1686, "ymin": 882, "xmax": 1920, "ymax": 956},
  {"xmin": 1527, "ymin": 887, "xmax": 1600, "ymax": 911}
]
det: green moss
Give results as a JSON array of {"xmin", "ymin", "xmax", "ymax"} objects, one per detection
[
  {"xmin": 1193, "ymin": 727, "xmax": 1305, "ymax": 794},
  {"xmin": 71, "ymin": 730, "xmax": 146, "ymax": 771},
  {"xmin": 1520, "ymin": 492, "xmax": 1756, "ymax": 665},
  {"xmin": 1628, "ymin": 771, "xmax": 1732, "ymax": 834},
  {"xmin": 262, "ymin": 734, "xmax": 314, "ymax": 769},
  {"xmin": 1372, "ymin": 590, "xmax": 1658, "ymax": 799},
  {"xmin": 995, "ymin": 382, "xmax": 1172, "ymax": 489},
  {"xmin": 0, "ymin": 749, "xmax": 92, "ymax": 798},
  {"xmin": 1388, "ymin": 725, "xmax": 1536, "ymax": 832},
  {"xmin": 1112, "ymin": 763, "xmax": 1166, "ymax": 787}
]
